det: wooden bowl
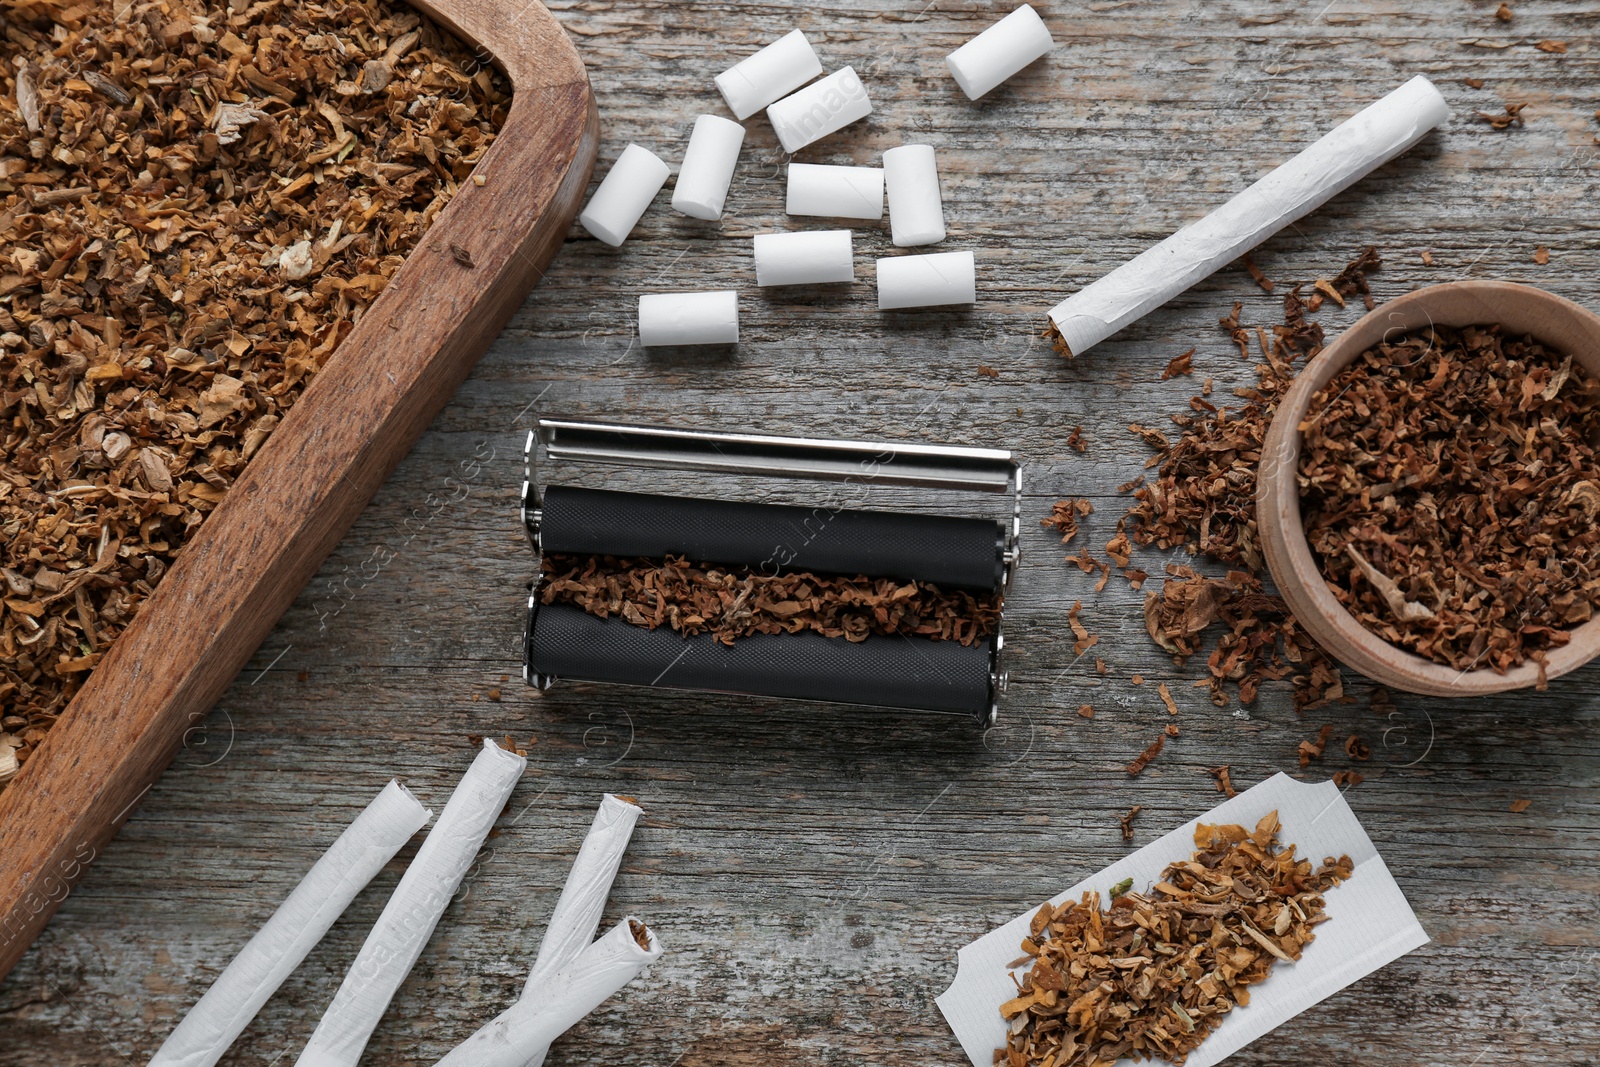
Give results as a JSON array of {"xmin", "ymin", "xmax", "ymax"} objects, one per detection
[
  {"xmin": 1257, "ymin": 281, "xmax": 1600, "ymax": 697},
  {"xmin": 0, "ymin": 0, "xmax": 597, "ymax": 981}
]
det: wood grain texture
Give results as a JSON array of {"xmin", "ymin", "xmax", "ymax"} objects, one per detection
[
  {"xmin": 4, "ymin": 0, "xmax": 1599, "ymax": 1064},
  {"xmin": 0, "ymin": 0, "xmax": 598, "ymax": 982}
]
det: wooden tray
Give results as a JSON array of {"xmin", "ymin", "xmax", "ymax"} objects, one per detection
[{"xmin": 0, "ymin": 0, "xmax": 597, "ymax": 980}]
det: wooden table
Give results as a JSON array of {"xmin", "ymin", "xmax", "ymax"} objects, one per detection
[{"xmin": 4, "ymin": 1, "xmax": 1597, "ymax": 1063}]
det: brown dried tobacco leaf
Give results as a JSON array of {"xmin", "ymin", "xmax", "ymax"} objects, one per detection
[
  {"xmin": 1119, "ymin": 804, "xmax": 1142, "ymax": 841},
  {"xmin": 1078, "ymin": 704, "xmax": 1096, "ymax": 719},
  {"xmin": 1125, "ymin": 734, "xmax": 1165, "ymax": 776},
  {"xmin": 1042, "ymin": 498, "xmax": 1094, "ymax": 547},
  {"xmin": 1536, "ymin": 39, "xmax": 1568, "ymax": 53},
  {"xmin": 1345, "ymin": 734, "xmax": 1371, "ymax": 761},
  {"xmin": 999, "ymin": 812, "xmax": 1353, "ymax": 1067},
  {"xmin": 1297, "ymin": 724, "xmax": 1335, "ymax": 768},
  {"xmin": 1332, "ymin": 770, "xmax": 1364, "ymax": 788},
  {"xmin": 1157, "ymin": 681, "xmax": 1179, "ymax": 716},
  {"xmin": 1298, "ymin": 324, "xmax": 1600, "ymax": 673},
  {"xmin": 1208, "ymin": 765, "xmax": 1238, "ymax": 798},
  {"xmin": 1161, "ymin": 348, "xmax": 1195, "ymax": 380},
  {"xmin": 1067, "ymin": 424, "xmax": 1088, "ymax": 453},
  {"xmin": 1479, "ymin": 102, "xmax": 1529, "ymax": 129},
  {"xmin": 978, "ymin": 364, "xmax": 1001, "ymax": 378},
  {"xmin": 1494, "ymin": 2, "xmax": 1513, "ymax": 20},
  {"xmin": 1509, "ymin": 798, "xmax": 1532, "ymax": 813},
  {"xmin": 1068, "ymin": 600, "xmax": 1099, "ymax": 655},
  {"xmin": 1072, "ymin": 547, "xmax": 1099, "ymax": 574},
  {"xmin": 1104, "ymin": 522, "xmax": 1132, "ymax": 568},
  {"xmin": 0, "ymin": 0, "xmax": 505, "ymax": 771},
  {"xmin": 1240, "ymin": 253, "xmax": 1275, "ymax": 293},
  {"xmin": 1464, "ymin": 77, "xmax": 1486, "ymax": 89},
  {"xmin": 1534, "ymin": 246, "xmax": 1550, "ymax": 265},
  {"xmin": 541, "ymin": 553, "xmax": 999, "ymax": 647}
]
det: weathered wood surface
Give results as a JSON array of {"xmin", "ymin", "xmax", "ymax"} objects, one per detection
[{"xmin": 4, "ymin": 0, "xmax": 1599, "ymax": 1063}]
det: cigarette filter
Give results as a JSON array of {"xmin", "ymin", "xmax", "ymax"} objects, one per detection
[
  {"xmin": 766, "ymin": 67, "xmax": 872, "ymax": 154},
  {"xmin": 433, "ymin": 919, "xmax": 662, "ymax": 1067},
  {"xmin": 753, "ymin": 230, "xmax": 855, "ymax": 286},
  {"xmin": 945, "ymin": 4, "xmax": 1055, "ymax": 100},
  {"xmin": 877, "ymin": 250, "xmax": 976, "ymax": 309},
  {"xmin": 521, "ymin": 420, "xmax": 1022, "ymax": 723},
  {"xmin": 637, "ymin": 291, "xmax": 739, "ymax": 347},
  {"xmin": 1047, "ymin": 75, "xmax": 1451, "ymax": 357},
  {"xmin": 714, "ymin": 28, "xmax": 823, "ymax": 121},
  {"xmin": 672, "ymin": 115, "xmax": 745, "ymax": 220},
  {"xmin": 577, "ymin": 144, "xmax": 670, "ymax": 247},
  {"xmin": 785, "ymin": 162, "xmax": 884, "ymax": 220},
  {"xmin": 149, "ymin": 782, "xmax": 430, "ymax": 1067},
  {"xmin": 295, "ymin": 741, "xmax": 526, "ymax": 1067},
  {"xmin": 883, "ymin": 144, "xmax": 946, "ymax": 247}
]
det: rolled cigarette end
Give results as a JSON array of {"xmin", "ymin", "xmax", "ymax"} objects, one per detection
[
  {"xmin": 785, "ymin": 163, "xmax": 883, "ymax": 220},
  {"xmin": 638, "ymin": 291, "xmax": 739, "ymax": 347},
  {"xmin": 766, "ymin": 67, "xmax": 872, "ymax": 154},
  {"xmin": 883, "ymin": 145, "xmax": 946, "ymax": 247},
  {"xmin": 877, "ymin": 250, "xmax": 976, "ymax": 310},
  {"xmin": 149, "ymin": 782, "xmax": 430, "ymax": 1067},
  {"xmin": 754, "ymin": 230, "xmax": 855, "ymax": 287},
  {"xmin": 433, "ymin": 919, "xmax": 663, "ymax": 1067},
  {"xmin": 295, "ymin": 740, "xmax": 527, "ymax": 1067},
  {"xmin": 578, "ymin": 144, "xmax": 671, "ymax": 247},
  {"xmin": 1046, "ymin": 75, "xmax": 1451, "ymax": 357},
  {"xmin": 714, "ymin": 29, "xmax": 823, "ymax": 121},
  {"xmin": 945, "ymin": 4, "xmax": 1054, "ymax": 101},
  {"xmin": 672, "ymin": 115, "xmax": 745, "ymax": 220}
]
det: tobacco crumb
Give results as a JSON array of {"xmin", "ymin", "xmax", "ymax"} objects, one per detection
[
  {"xmin": 1125, "ymin": 733, "xmax": 1166, "ymax": 776},
  {"xmin": 629, "ymin": 919, "xmax": 652, "ymax": 950},
  {"xmin": 449, "ymin": 242, "xmax": 476, "ymax": 269},
  {"xmin": 541, "ymin": 553, "xmax": 999, "ymax": 646},
  {"xmin": 977, "ymin": 364, "xmax": 1001, "ymax": 378},
  {"xmin": 1071, "ymin": 547, "xmax": 1099, "ymax": 574},
  {"xmin": 487, "ymin": 688, "xmax": 502, "ymax": 702},
  {"xmin": 466, "ymin": 733, "xmax": 484, "ymax": 746},
  {"xmin": 1420, "ymin": 249, "xmax": 1434, "ymax": 266},
  {"xmin": 1130, "ymin": 674, "xmax": 1144, "ymax": 685},
  {"xmin": 1161, "ymin": 348, "xmax": 1196, "ymax": 380},
  {"xmin": 1535, "ymin": 39, "xmax": 1568, "ymax": 53},
  {"xmin": 1208, "ymin": 765, "xmax": 1238, "ymax": 798},
  {"xmin": 1300, "ymin": 323, "xmax": 1600, "ymax": 673},
  {"xmin": 1332, "ymin": 769, "xmax": 1365, "ymax": 788},
  {"xmin": 1494, "ymin": 2, "xmax": 1513, "ymax": 19},
  {"xmin": 1534, "ymin": 246, "xmax": 1550, "ymax": 265},
  {"xmin": 1464, "ymin": 77, "xmax": 1486, "ymax": 89},
  {"xmin": 1479, "ymin": 102, "xmax": 1529, "ymax": 129},
  {"xmin": 1001, "ymin": 811, "xmax": 1353, "ymax": 1067},
  {"xmin": 1344, "ymin": 734, "xmax": 1371, "ymax": 760},
  {"xmin": 1509, "ymin": 798, "xmax": 1532, "ymax": 813},
  {"xmin": 1078, "ymin": 704, "xmax": 1096, "ymax": 719},
  {"xmin": 1042, "ymin": 498, "xmax": 1094, "ymax": 547},
  {"xmin": 1239, "ymin": 253, "xmax": 1275, "ymax": 293},
  {"xmin": 1067, "ymin": 424, "xmax": 1088, "ymax": 454},
  {"xmin": 1297, "ymin": 724, "xmax": 1335, "ymax": 768},
  {"xmin": 1118, "ymin": 804, "xmax": 1142, "ymax": 841},
  {"xmin": 1095, "ymin": 657, "xmax": 1108, "ymax": 675},
  {"xmin": 1164, "ymin": 723, "xmax": 1181, "ymax": 738},
  {"xmin": 1157, "ymin": 681, "xmax": 1179, "ymax": 716},
  {"xmin": 1067, "ymin": 600, "xmax": 1099, "ymax": 655}
]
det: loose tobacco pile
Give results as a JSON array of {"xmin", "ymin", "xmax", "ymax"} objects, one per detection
[
  {"xmin": 540, "ymin": 553, "xmax": 1001, "ymax": 646},
  {"xmin": 1300, "ymin": 324, "xmax": 1600, "ymax": 677},
  {"xmin": 0, "ymin": 0, "xmax": 505, "ymax": 777},
  {"xmin": 999, "ymin": 811, "xmax": 1353, "ymax": 1067}
]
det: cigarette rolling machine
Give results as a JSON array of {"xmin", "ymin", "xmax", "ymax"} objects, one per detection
[{"xmin": 522, "ymin": 419, "xmax": 1022, "ymax": 723}]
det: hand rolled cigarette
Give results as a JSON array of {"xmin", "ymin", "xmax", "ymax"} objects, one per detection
[
  {"xmin": 945, "ymin": 4, "xmax": 1054, "ymax": 100},
  {"xmin": 638, "ymin": 291, "xmax": 739, "ymax": 346},
  {"xmin": 754, "ymin": 230, "xmax": 855, "ymax": 287},
  {"xmin": 432, "ymin": 919, "xmax": 663, "ymax": 1067},
  {"xmin": 786, "ymin": 162, "xmax": 883, "ymax": 220},
  {"xmin": 672, "ymin": 115, "xmax": 745, "ymax": 220},
  {"xmin": 578, "ymin": 144, "xmax": 670, "ymax": 247},
  {"xmin": 715, "ymin": 29, "xmax": 822, "ymax": 121},
  {"xmin": 1046, "ymin": 75, "xmax": 1451, "ymax": 357},
  {"xmin": 883, "ymin": 145, "xmax": 945, "ymax": 247},
  {"xmin": 295, "ymin": 740, "xmax": 526, "ymax": 1067},
  {"xmin": 149, "ymin": 782, "xmax": 430, "ymax": 1067},
  {"xmin": 877, "ymin": 250, "xmax": 976, "ymax": 310},
  {"xmin": 766, "ymin": 67, "xmax": 872, "ymax": 154}
]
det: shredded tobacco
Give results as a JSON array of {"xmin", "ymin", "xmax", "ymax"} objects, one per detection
[
  {"xmin": 0, "ymin": 0, "xmax": 505, "ymax": 773},
  {"xmin": 999, "ymin": 811, "xmax": 1352, "ymax": 1067},
  {"xmin": 539, "ymin": 553, "xmax": 1000, "ymax": 647},
  {"xmin": 1043, "ymin": 497, "xmax": 1093, "ymax": 548},
  {"xmin": 1299, "ymin": 324, "xmax": 1600, "ymax": 676}
]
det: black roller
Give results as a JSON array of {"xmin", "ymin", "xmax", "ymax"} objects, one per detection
[
  {"xmin": 527, "ymin": 601, "xmax": 995, "ymax": 720},
  {"xmin": 538, "ymin": 486, "xmax": 1005, "ymax": 592}
]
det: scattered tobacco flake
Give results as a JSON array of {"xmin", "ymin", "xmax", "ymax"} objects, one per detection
[
  {"xmin": 1071, "ymin": 547, "xmax": 1099, "ymax": 574},
  {"xmin": 1000, "ymin": 812, "xmax": 1353, "ymax": 1067},
  {"xmin": 1125, "ymin": 733, "xmax": 1166, "ymax": 776},
  {"xmin": 1535, "ymin": 39, "xmax": 1568, "ymax": 53},
  {"xmin": 1509, "ymin": 798, "xmax": 1532, "ymax": 813},
  {"xmin": 978, "ymin": 364, "xmax": 1001, "ymax": 378},
  {"xmin": 1078, "ymin": 704, "xmax": 1096, "ymax": 719},
  {"xmin": 1240, "ymin": 253, "xmax": 1274, "ymax": 293},
  {"xmin": 1042, "ymin": 498, "xmax": 1094, "ymax": 547},
  {"xmin": 540, "ymin": 553, "xmax": 999, "ymax": 646},
  {"xmin": 1463, "ymin": 77, "xmax": 1486, "ymax": 89},
  {"xmin": 1067, "ymin": 600, "xmax": 1099, "ymax": 655},
  {"xmin": 1067, "ymin": 424, "xmax": 1089, "ymax": 453},
  {"xmin": 1119, "ymin": 804, "xmax": 1142, "ymax": 841},
  {"xmin": 1494, "ymin": 2, "xmax": 1512, "ymax": 20},
  {"xmin": 1479, "ymin": 102, "xmax": 1528, "ymax": 129},
  {"xmin": 0, "ymin": 0, "xmax": 506, "ymax": 775},
  {"xmin": 1130, "ymin": 674, "xmax": 1144, "ymax": 685},
  {"xmin": 1299, "ymin": 323, "xmax": 1600, "ymax": 673},
  {"xmin": 1420, "ymin": 249, "xmax": 1435, "ymax": 266},
  {"xmin": 1161, "ymin": 348, "xmax": 1196, "ymax": 380},
  {"xmin": 1164, "ymin": 723, "xmax": 1180, "ymax": 738},
  {"xmin": 1298, "ymin": 724, "xmax": 1335, "ymax": 768},
  {"xmin": 1534, "ymin": 246, "xmax": 1550, "ymax": 265},
  {"xmin": 449, "ymin": 242, "xmax": 476, "ymax": 268},
  {"xmin": 1332, "ymin": 769, "xmax": 1364, "ymax": 788},
  {"xmin": 1209, "ymin": 765, "xmax": 1238, "ymax": 798},
  {"xmin": 1157, "ymin": 681, "xmax": 1179, "ymax": 716},
  {"xmin": 1345, "ymin": 734, "xmax": 1371, "ymax": 760},
  {"xmin": 1095, "ymin": 657, "xmax": 1108, "ymax": 675}
]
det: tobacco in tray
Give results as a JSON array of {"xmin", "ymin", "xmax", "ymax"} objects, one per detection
[
  {"xmin": 999, "ymin": 811, "xmax": 1353, "ymax": 1067},
  {"xmin": 0, "ymin": 0, "xmax": 504, "ymax": 778},
  {"xmin": 1298, "ymin": 324, "xmax": 1600, "ymax": 677},
  {"xmin": 540, "ymin": 553, "xmax": 1000, "ymax": 647}
]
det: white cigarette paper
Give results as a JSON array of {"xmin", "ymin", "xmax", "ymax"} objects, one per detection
[
  {"xmin": 295, "ymin": 741, "xmax": 526, "ymax": 1067},
  {"xmin": 148, "ymin": 782, "xmax": 431, "ymax": 1067},
  {"xmin": 945, "ymin": 4, "xmax": 1054, "ymax": 100},
  {"xmin": 766, "ymin": 67, "xmax": 872, "ymax": 154},
  {"xmin": 1047, "ymin": 75, "xmax": 1451, "ymax": 357},
  {"xmin": 577, "ymin": 144, "xmax": 671, "ymax": 247},
  {"xmin": 883, "ymin": 145, "xmax": 945, "ymax": 247},
  {"xmin": 754, "ymin": 230, "xmax": 855, "ymax": 287},
  {"xmin": 434, "ymin": 920, "xmax": 663, "ymax": 1067},
  {"xmin": 786, "ymin": 162, "xmax": 883, "ymax": 220},
  {"xmin": 715, "ymin": 29, "xmax": 823, "ymax": 121},
  {"xmin": 877, "ymin": 250, "xmax": 975, "ymax": 309},
  {"xmin": 638, "ymin": 291, "xmax": 739, "ymax": 346},
  {"xmin": 672, "ymin": 115, "xmax": 745, "ymax": 220}
]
